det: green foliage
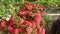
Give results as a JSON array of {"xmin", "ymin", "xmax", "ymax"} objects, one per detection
[
  {"xmin": 28, "ymin": 0, "xmax": 60, "ymax": 7},
  {"xmin": 43, "ymin": 15, "xmax": 52, "ymax": 23},
  {"xmin": 43, "ymin": 15, "xmax": 52, "ymax": 34},
  {"xmin": 0, "ymin": 1, "xmax": 7, "ymax": 18},
  {"xmin": 47, "ymin": 0, "xmax": 58, "ymax": 7}
]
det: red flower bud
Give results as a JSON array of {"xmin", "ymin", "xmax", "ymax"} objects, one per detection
[
  {"xmin": 39, "ymin": 28, "xmax": 45, "ymax": 34},
  {"xmin": 26, "ymin": 27, "xmax": 32, "ymax": 34},
  {"xmin": 15, "ymin": 28, "xmax": 19, "ymax": 34},
  {"xmin": 20, "ymin": 8, "xmax": 25, "ymax": 11},
  {"xmin": 27, "ymin": 11, "xmax": 32, "ymax": 16},
  {"xmin": 8, "ymin": 26, "xmax": 14, "ymax": 32},
  {"xmin": 23, "ymin": 1, "xmax": 30, "ymax": 5},
  {"xmin": 26, "ymin": 21, "xmax": 32, "ymax": 27},
  {"xmin": 8, "ymin": 16, "xmax": 14, "ymax": 25},
  {"xmin": 11, "ymin": 29, "xmax": 15, "ymax": 34},
  {"xmin": 18, "ymin": 28, "xmax": 23, "ymax": 32},
  {"xmin": 26, "ymin": 5, "xmax": 33, "ymax": 10},
  {"xmin": 34, "ymin": 12, "xmax": 41, "ymax": 23},
  {"xmin": 27, "ymin": 18, "xmax": 32, "ymax": 23},
  {"xmin": 19, "ymin": 18, "xmax": 25, "ymax": 24},
  {"xmin": 38, "ymin": 6, "xmax": 43, "ymax": 11},
  {"xmin": 31, "ymin": 4, "xmax": 36, "ymax": 7},
  {"xmin": 1, "ymin": 19, "xmax": 6, "ymax": 27},
  {"xmin": 18, "ymin": 11, "xmax": 27, "ymax": 16}
]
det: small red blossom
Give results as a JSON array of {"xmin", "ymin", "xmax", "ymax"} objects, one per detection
[
  {"xmin": 8, "ymin": 16, "xmax": 14, "ymax": 25},
  {"xmin": 27, "ymin": 11, "xmax": 33, "ymax": 16},
  {"xmin": 31, "ymin": 4, "xmax": 36, "ymax": 7},
  {"xmin": 26, "ymin": 27, "xmax": 32, "ymax": 34},
  {"xmin": 38, "ymin": 6, "xmax": 43, "ymax": 11},
  {"xmin": 18, "ymin": 28, "xmax": 23, "ymax": 32},
  {"xmin": 8, "ymin": 25, "xmax": 14, "ymax": 32},
  {"xmin": 26, "ymin": 5, "xmax": 33, "ymax": 10},
  {"xmin": 23, "ymin": 1, "xmax": 30, "ymax": 5},
  {"xmin": 34, "ymin": 12, "xmax": 41, "ymax": 23},
  {"xmin": 15, "ymin": 28, "xmax": 19, "ymax": 34},
  {"xmin": 26, "ymin": 21, "xmax": 32, "ymax": 27},
  {"xmin": 1, "ymin": 19, "xmax": 6, "ymax": 27},
  {"xmin": 27, "ymin": 18, "xmax": 32, "ymax": 23},
  {"xmin": 19, "ymin": 18, "xmax": 25, "ymax": 24},
  {"xmin": 20, "ymin": 8, "xmax": 25, "ymax": 11}
]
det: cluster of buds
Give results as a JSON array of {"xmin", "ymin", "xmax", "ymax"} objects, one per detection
[{"xmin": 0, "ymin": 1, "xmax": 45, "ymax": 34}]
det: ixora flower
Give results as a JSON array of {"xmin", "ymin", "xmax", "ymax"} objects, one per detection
[
  {"xmin": 39, "ymin": 28, "xmax": 45, "ymax": 34},
  {"xmin": 14, "ymin": 28, "xmax": 19, "ymax": 34},
  {"xmin": 36, "ymin": 27, "xmax": 45, "ymax": 34},
  {"xmin": 0, "ymin": 1, "xmax": 45, "ymax": 34},
  {"xmin": 11, "ymin": 29, "xmax": 15, "ymax": 34},
  {"xmin": 19, "ymin": 18, "xmax": 25, "ymax": 24},
  {"xmin": 20, "ymin": 8, "xmax": 25, "ymax": 11},
  {"xmin": 26, "ymin": 4, "xmax": 36, "ymax": 10},
  {"xmin": 1, "ymin": 19, "xmax": 6, "ymax": 27},
  {"xmin": 27, "ymin": 18, "xmax": 32, "ymax": 23},
  {"xmin": 18, "ymin": 11, "xmax": 26, "ymax": 16},
  {"xmin": 34, "ymin": 11, "xmax": 42, "ymax": 23},
  {"xmin": 31, "ymin": 4, "xmax": 36, "ymax": 7},
  {"xmin": 23, "ymin": 1, "xmax": 30, "ymax": 5},
  {"xmin": 7, "ymin": 25, "xmax": 14, "ymax": 32},
  {"xmin": 18, "ymin": 28, "xmax": 23, "ymax": 32},
  {"xmin": 26, "ymin": 5, "xmax": 33, "ymax": 10},
  {"xmin": 27, "ymin": 11, "xmax": 33, "ymax": 16},
  {"xmin": 26, "ymin": 21, "xmax": 32, "ymax": 27},
  {"xmin": 8, "ymin": 25, "xmax": 19, "ymax": 34},
  {"xmin": 8, "ymin": 16, "xmax": 14, "ymax": 25},
  {"xmin": 38, "ymin": 6, "xmax": 43, "ymax": 11},
  {"xmin": 18, "ymin": 10, "xmax": 28, "ymax": 16},
  {"xmin": 26, "ymin": 27, "xmax": 32, "ymax": 34}
]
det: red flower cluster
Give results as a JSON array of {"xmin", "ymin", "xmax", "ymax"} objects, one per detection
[
  {"xmin": 0, "ymin": 19, "xmax": 6, "ymax": 30},
  {"xmin": 0, "ymin": 1, "xmax": 45, "ymax": 34}
]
